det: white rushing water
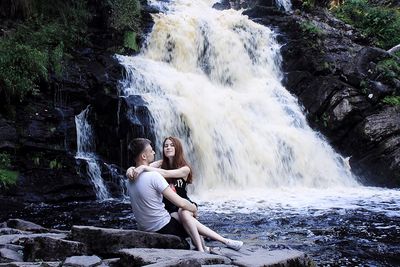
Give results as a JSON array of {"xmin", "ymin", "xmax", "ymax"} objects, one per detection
[
  {"xmin": 75, "ymin": 107, "xmax": 110, "ymax": 200},
  {"xmin": 117, "ymin": 0, "xmax": 400, "ymax": 215}
]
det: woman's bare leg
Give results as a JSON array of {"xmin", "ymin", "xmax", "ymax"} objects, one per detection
[
  {"xmin": 178, "ymin": 209, "xmax": 205, "ymax": 251},
  {"xmin": 178, "ymin": 209, "xmax": 228, "ymax": 244}
]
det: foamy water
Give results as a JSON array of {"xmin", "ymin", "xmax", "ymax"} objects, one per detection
[{"xmin": 195, "ymin": 187, "xmax": 400, "ymax": 218}]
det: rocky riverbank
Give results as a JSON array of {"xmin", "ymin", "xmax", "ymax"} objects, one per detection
[{"xmin": 0, "ymin": 219, "xmax": 314, "ymax": 266}]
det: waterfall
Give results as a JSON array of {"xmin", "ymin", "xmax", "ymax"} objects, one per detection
[
  {"xmin": 117, "ymin": 0, "xmax": 359, "ymax": 197},
  {"xmin": 275, "ymin": 0, "xmax": 292, "ymax": 12},
  {"xmin": 75, "ymin": 106, "xmax": 111, "ymax": 200}
]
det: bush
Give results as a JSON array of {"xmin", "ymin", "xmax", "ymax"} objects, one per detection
[
  {"xmin": 333, "ymin": 0, "xmax": 400, "ymax": 49},
  {"xmin": 108, "ymin": 0, "xmax": 141, "ymax": 31},
  {"xmin": 376, "ymin": 57, "xmax": 400, "ymax": 79},
  {"xmin": 299, "ymin": 20, "xmax": 324, "ymax": 37}
]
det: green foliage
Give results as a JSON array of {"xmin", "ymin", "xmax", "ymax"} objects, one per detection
[
  {"xmin": 299, "ymin": 20, "xmax": 324, "ymax": 37},
  {"xmin": 0, "ymin": 40, "xmax": 48, "ymax": 101},
  {"xmin": 123, "ymin": 31, "xmax": 139, "ymax": 51},
  {"xmin": 0, "ymin": 0, "xmax": 90, "ymax": 103},
  {"xmin": 333, "ymin": 0, "xmax": 400, "ymax": 49},
  {"xmin": 0, "ymin": 152, "xmax": 17, "ymax": 188},
  {"xmin": 0, "ymin": 169, "xmax": 18, "ymax": 189},
  {"xmin": 49, "ymin": 159, "xmax": 62, "ymax": 169},
  {"xmin": 376, "ymin": 57, "xmax": 400, "ymax": 80},
  {"xmin": 302, "ymin": 0, "xmax": 316, "ymax": 10},
  {"xmin": 108, "ymin": 0, "xmax": 141, "ymax": 31},
  {"xmin": 0, "ymin": 152, "xmax": 11, "ymax": 169},
  {"xmin": 382, "ymin": 96, "xmax": 400, "ymax": 106}
]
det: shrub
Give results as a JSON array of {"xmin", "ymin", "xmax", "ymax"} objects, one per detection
[
  {"xmin": 333, "ymin": 0, "xmax": 400, "ymax": 49},
  {"xmin": 299, "ymin": 20, "xmax": 324, "ymax": 37},
  {"xmin": 376, "ymin": 57, "xmax": 400, "ymax": 79},
  {"xmin": 108, "ymin": 0, "xmax": 141, "ymax": 31}
]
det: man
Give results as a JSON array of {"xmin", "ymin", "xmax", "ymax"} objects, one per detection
[
  {"xmin": 126, "ymin": 138, "xmax": 243, "ymax": 251},
  {"xmin": 127, "ymin": 138, "xmax": 194, "ymax": 238}
]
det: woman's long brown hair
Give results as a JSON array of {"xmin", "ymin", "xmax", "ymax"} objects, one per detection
[{"xmin": 161, "ymin": 136, "xmax": 193, "ymax": 183}]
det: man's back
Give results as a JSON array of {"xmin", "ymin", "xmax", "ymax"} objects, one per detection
[{"xmin": 127, "ymin": 171, "xmax": 171, "ymax": 231}]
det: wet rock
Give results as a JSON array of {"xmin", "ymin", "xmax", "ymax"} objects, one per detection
[
  {"xmin": 62, "ymin": 255, "xmax": 102, "ymax": 267},
  {"xmin": 6, "ymin": 219, "xmax": 47, "ymax": 233},
  {"xmin": 70, "ymin": 226, "xmax": 189, "ymax": 256},
  {"xmin": 23, "ymin": 236, "xmax": 87, "ymax": 261},
  {"xmin": 211, "ymin": 246, "xmax": 315, "ymax": 267},
  {"xmin": 0, "ymin": 229, "xmax": 30, "ymax": 236},
  {"xmin": 0, "ymin": 248, "xmax": 23, "ymax": 263},
  {"xmin": 118, "ymin": 248, "xmax": 230, "ymax": 267},
  {"xmin": 0, "ymin": 233, "xmax": 67, "ymax": 246},
  {"xmin": 0, "ymin": 116, "xmax": 17, "ymax": 150},
  {"xmin": 347, "ymin": 106, "xmax": 400, "ymax": 186},
  {"xmin": 0, "ymin": 262, "xmax": 60, "ymax": 267}
]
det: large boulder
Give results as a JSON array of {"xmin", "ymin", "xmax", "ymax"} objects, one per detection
[
  {"xmin": 23, "ymin": 236, "xmax": 87, "ymax": 261},
  {"xmin": 70, "ymin": 226, "xmax": 189, "ymax": 256},
  {"xmin": 118, "ymin": 248, "xmax": 231, "ymax": 267}
]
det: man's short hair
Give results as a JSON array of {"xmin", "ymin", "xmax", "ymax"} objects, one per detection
[{"xmin": 128, "ymin": 138, "xmax": 152, "ymax": 162}]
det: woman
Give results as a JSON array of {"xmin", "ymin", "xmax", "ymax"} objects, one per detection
[{"xmin": 129, "ymin": 136, "xmax": 242, "ymax": 252}]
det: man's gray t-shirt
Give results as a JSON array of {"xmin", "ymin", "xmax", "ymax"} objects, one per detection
[{"xmin": 127, "ymin": 171, "xmax": 171, "ymax": 231}]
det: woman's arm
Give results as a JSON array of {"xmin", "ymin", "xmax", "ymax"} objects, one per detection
[
  {"xmin": 133, "ymin": 165, "xmax": 190, "ymax": 180},
  {"xmin": 150, "ymin": 160, "xmax": 162, "ymax": 168}
]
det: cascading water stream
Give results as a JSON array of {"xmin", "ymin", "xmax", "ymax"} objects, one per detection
[
  {"xmin": 118, "ymin": 0, "xmax": 358, "ymax": 195},
  {"xmin": 75, "ymin": 106, "xmax": 110, "ymax": 200}
]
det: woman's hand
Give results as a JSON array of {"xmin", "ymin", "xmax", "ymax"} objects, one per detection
[
  {"xmin": 133, "ymin": 165, "xmax": 146, "ymax": 179},
  {"xmin": 126, "ymin": 167, "xmax": 135, "ymax": 180}
]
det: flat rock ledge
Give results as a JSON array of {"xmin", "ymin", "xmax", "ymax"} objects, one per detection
[{"xmin": 0, "ymin": 219, "xmax": 315, "ymax": 267}]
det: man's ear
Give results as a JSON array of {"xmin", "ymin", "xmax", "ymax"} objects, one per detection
[{"xmin": 140, "ymin": 153, "xmax": 146, "ymax": 161}]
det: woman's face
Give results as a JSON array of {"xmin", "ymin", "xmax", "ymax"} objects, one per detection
[{"xmin": 163, "ymin": 139, "xmax": 175, "ymax": 158}]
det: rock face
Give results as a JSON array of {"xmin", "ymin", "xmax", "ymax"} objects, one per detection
[{"xmin": 241, "ymin": 0, "xmax": 400, "ymax": 186}]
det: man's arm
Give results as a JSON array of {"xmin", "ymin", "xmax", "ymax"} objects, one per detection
[{"xmin": 162, "ymin": 187, "xmax": 197, "ymax": 216}]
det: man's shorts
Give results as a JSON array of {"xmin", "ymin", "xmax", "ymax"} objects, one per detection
[{"xmin": 156, "ymin": 217, "xmax": 189, "ymax": 239}]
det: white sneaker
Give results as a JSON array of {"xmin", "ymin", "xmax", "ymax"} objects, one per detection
[{"xmin": 225, "ymin": 239, "xmax": 243, "ymax": 251}]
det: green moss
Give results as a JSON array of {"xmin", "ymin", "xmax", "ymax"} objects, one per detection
[{"xmin": 123, "ymin": 31, "xmax": 139, "ymax": 51}]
